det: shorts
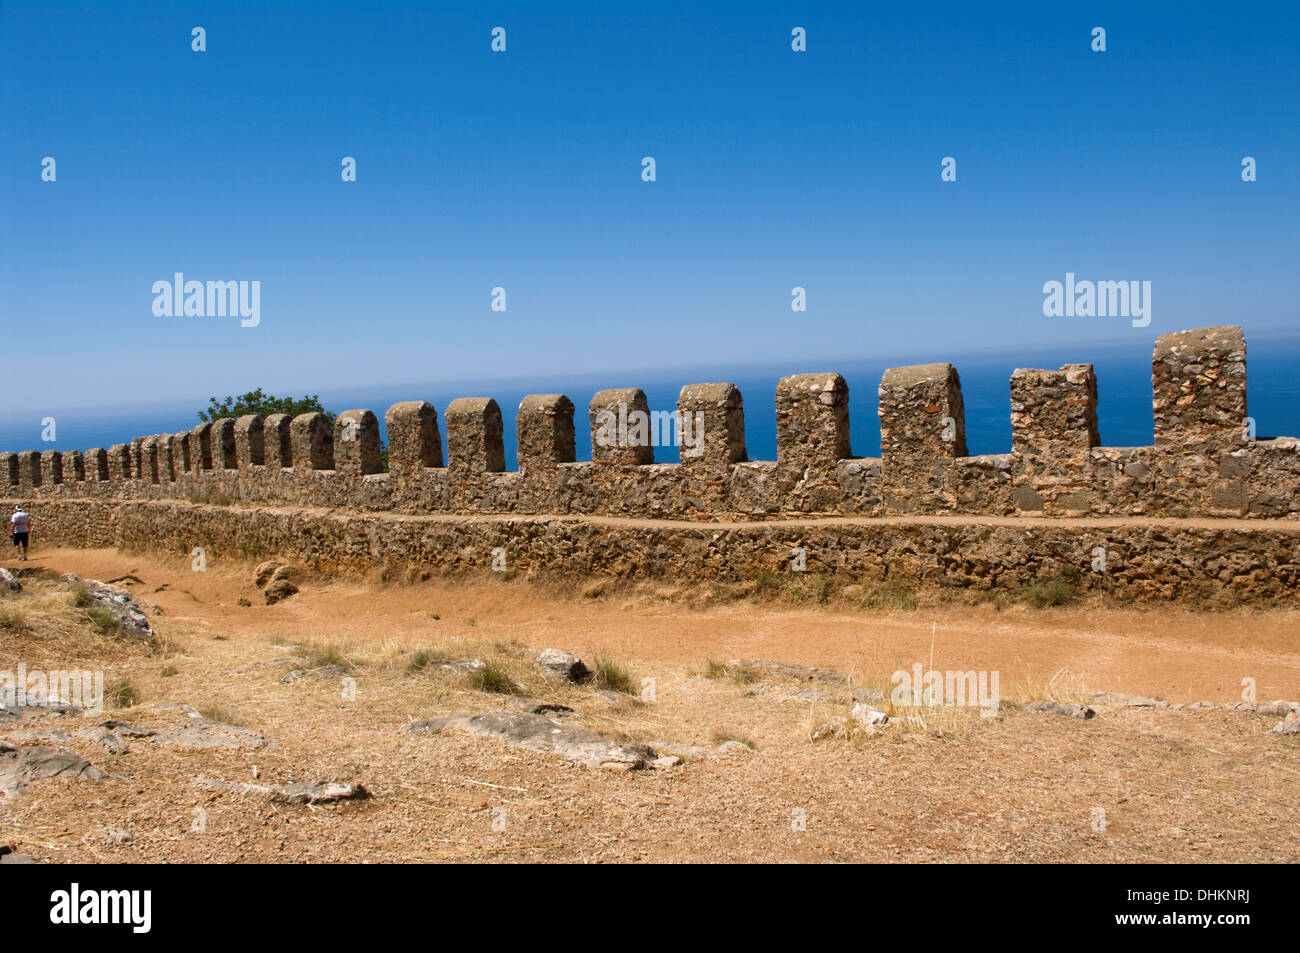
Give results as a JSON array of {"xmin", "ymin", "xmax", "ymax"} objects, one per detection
[{"xmin": 12, "ymin": 532, "xmax": 28, "ymax": 547}]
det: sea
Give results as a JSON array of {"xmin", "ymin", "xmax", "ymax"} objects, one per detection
[{"xmin": 4, "ymin": 338, "xmax": 1300, "ymax": 470}]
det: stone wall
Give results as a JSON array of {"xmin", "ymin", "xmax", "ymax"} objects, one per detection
[
  {"xmin": 5, "ymin": 325, "xmax": 1299, "ymax": 522},
  {"xmin": 7, "ymin": 498, "xmax": 1299, "ymax": 604}
]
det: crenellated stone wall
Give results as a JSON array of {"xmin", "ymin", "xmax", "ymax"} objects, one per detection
[{"xmin": 6, "ymin": 326, "xmax": 1300, "ymax": 522}]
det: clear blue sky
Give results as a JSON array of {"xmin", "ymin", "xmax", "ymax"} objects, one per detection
[{"xmin": 2, "ymin": 0, "xmax": 1297, "ymax": 424}]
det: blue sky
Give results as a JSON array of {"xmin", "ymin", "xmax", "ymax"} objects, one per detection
[{"xmin": 2, "ymin": 0, "xmax": 1298, "ymax": 430}]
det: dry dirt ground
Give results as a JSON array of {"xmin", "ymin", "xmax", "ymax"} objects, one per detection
[{"xmin": 1, "ymin": 545, "xmax": 1297, "ymax": 863}]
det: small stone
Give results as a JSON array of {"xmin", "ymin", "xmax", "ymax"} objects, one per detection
[
  {"xmin": 1028, "ymin": 701, "xmax": 1097, "ymax": 719},
  {"xmin": 717, "ymin": 740, "xmax": 753, "ymax": 754},
  {"xmin": 405, "ymin": 709, "xmax": 655, "ymax": 769},
  {"xmin": 1258, "ymin": 700, "xmax": 1300, "ymax": 717},
  {"xmin": 273, "ymin": 781, "xmax": 370, "ymax": 804},
  {"xmin": 849, "ymin": 701, "xmax": 890, "ymax": 728},
  {"xmin": 536, "ymin": 648, "xmax": 590, "ymax": 683},
  {"xmin": 253, "ymin": 561, "xmax": 283, "ymax": 588},
  {"xmin": 264, "ymin": 579, "xmax": 299, "ymax": 605},
  {"xmin": 106, "ymin": 826, "xmax": 132, "ymax": 845},
  {"xmin": 1270, "ymin": 710, "xmax": 1299, "ymax": 735},
  {"xmin": 651, "ymin": 755, "xmax": 681, "ymax": 769}
]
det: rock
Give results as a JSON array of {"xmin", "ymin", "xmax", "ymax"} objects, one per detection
[
  {"xmin": 100, "ymin": 719, "xmax": 159, "ymax": 738},
  {"xmin": 810, "ymin": 706, "xmax": 889, "ymax": 740},
  {"xmin": 646, "ymin": 740, "xmax": 711, "ymax": 760},
  {"xmin": 589, "ymin": 689, "xmax": 638, "ymax": 709},
  {"xmin": 2, "ymin": 727, "xmax": 70, "ymax": 745},
  {"xmin": 0, "ymin": 845, "xmax": 35, "ymax": 864},
  {"xmin": 0, "ymin": 702, "xmax": 78, "ymax": 727},
  {"xmin": 151, "ymin": 701, "xmax": 202, "ymax": 716},
  {"xmin": 1092, "ymin": 692, "xmax": 1167, "ymax": 708},
  {"xmin": 441, "ymin": 658, "xmax": 485, "ymax": 674},
  {"xmin": 77, "ymin": 725, "xmax": 129, "ymax": 753},
  {"xmin": 195, "ymin": 777, "xmax": 370, "ymax": 804},
  {"xmin": 269, "ymin": 565, "xmax": 297, "ymax": 585},
  {"xmin": 717, "ymin": 740, "xmax": 753, "ymax": 754},
  {"xmin": 237, "ymin": 597, "xmax": 252, "ymax": 607},
  {"xmin": 1028, "ymin": 701, "xmax": 1097, "ymax": 719},
  {"xmin": 404, "ymin": 709, "xmax": 655, "ymax": 769},
  {"xmin": 0, "ymin": 745, "xmax": 108, "ymax": 797},
  {"xmin": 1270, "ymin": 710, "xmax": 1299, "ymax": 735},
  {"xmin": 849, "ymin": 701, "xmax": 890, "ymax": 728},
  {"xmin": 274, "ymin": 781, "xmax": 370, "ymax": 804},
  {"xmin": 537, "ymin": 648, "xmax": 590, "ymax": 683},
  {"xmin": 651, "ymin": 755, "xmax": 681, "ymax": 769},
  {"xmin": 106, "ymin": 826, "xmax": 132, "ymax": 845},
  {"xmin": 78, "ymin": 581, "xmax": 154, "ymax": 641},
  {"xmin": 282, "ymin": 664, "xmax": 349, "ymax": 683},
  {"xmin": 1258, "ymin": 700, "xmax": 1300, "ymax": 717},
  {"xmin": 0, "ymin": 568, "xmax": 20, "ymax": 592},
  {"xmin": 167, "ymin": 711, "xmax": 270, "ymax": 751},
  {"xmin": 253, "ymin": 561, "xmax": 284, "ymax": 588},
  {"xmin": 264, "ymin": 579, "xmax": 299, "ymax": 605}
]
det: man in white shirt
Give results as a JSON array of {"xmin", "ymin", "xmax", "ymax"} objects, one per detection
[{"xmin": 10, "ymin": 506, "xmax": 30, "ymax": 561}]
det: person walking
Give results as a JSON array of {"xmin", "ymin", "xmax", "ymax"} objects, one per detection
[{"xmin": 10, "ymin": 505, "xmax": 30, "ymax": 561}]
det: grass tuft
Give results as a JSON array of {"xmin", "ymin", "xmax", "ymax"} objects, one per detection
[
  {"xmin": 591, "ymin": 653, "xmax": 634, "ymax": 694},
  {"xmin": 468, "ymin": 662, "xmax": 518, "ymax": 695},
  {"xmin": 104, "ymin": 678, "xmax": 137, "ymax": 709}
]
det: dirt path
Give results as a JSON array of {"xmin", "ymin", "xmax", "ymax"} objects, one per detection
[{"xmin": 18, "ymin": 546, "xmax": 1300, "ymax": 703}]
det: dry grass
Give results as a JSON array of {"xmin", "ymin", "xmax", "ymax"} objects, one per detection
[{"xmin": 1, "ymin": 551, "xmax": 1297, "ymax": 863}]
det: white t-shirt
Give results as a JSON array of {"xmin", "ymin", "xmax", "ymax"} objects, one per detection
[{"xmin": 10, "ymin": 512, "xmax": 29, "ymax": 533}]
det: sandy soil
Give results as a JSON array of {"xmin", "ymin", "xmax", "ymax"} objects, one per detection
[{"xmin": 1, "ymin": 545, "xmax": 1296, "ymax": 863}]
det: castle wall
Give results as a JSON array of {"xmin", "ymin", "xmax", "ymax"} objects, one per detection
[{"xmin": 6, "ymin": 326, "xmax": 1298, "ymax": 522}]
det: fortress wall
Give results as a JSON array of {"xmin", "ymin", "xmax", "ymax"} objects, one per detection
[
  {"xmin": 10, "ymin": 496, "xmax": 1300, "ymax": 604},
  {"xmin": 9, "ymin": 326, "xmax": 1300, "ymax": 521}
]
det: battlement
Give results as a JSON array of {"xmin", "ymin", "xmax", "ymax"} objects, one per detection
[{"xmin": 7, "ymin": 326, "xmax": 1298, "ymax": 521}]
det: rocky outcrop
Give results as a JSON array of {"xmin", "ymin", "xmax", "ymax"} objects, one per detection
[{"xmin": 403, "ymin": 709, "xmax": 658, "ymax": 770}]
